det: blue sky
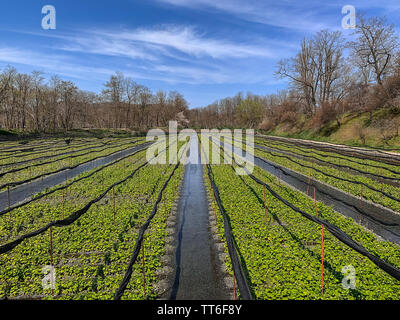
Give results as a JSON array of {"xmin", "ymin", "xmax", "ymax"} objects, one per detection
[{"xmin": 0, "ymin": 0, "xmax": 399, "ymax": 108}]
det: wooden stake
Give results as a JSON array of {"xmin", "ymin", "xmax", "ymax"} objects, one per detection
[
  {"xmin": 141, "ymin": 239, "xmax": 146, "ymax": 298},
  {"xmin": 113, "ymin": 187, "xmax": 116, "ymax": 223},
  {"xmin": 49, "ymin": 226, "xmax": 54, "ymax": 296},
  {"xmin": 315, "ymin": 189, "xmax": 324, "ymax": 297},
  {"xmin": 62, "ymin": 188, "xmax": 65, "ymax": 219},
  {"xmin": 49, "ymin": 227, "xmax": 54, "ymax": 267},
  {"xmin": 321, "ymin": 225, "xmax": 324, "ymax": 296}
]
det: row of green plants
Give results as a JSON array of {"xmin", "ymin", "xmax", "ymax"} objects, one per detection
[
  {"xmin": 204, "ymin": 160, "xmax": 400, "ymax": 299},
  {"xmin": 0, "ymin": 138, "xmax": 145, "ymax": 190},
  {"xmin": 0, "ymin": 138, "xmax": 87, "ymax": 153},
  {"xmin": 0, "ymin": 137, "xmax": 107, "ymax": 164},
  {"xmin": 0, "ymin": 140, "xmax": 185, "ymax": 299},
  {"xmin": 227, "ymin": 138, "xmax": 400, "ymax": 214},
  {"xmin": 252, "ymin": 146, "xmax": 400, "ymax": 214},
  {"xmin": 0, "ymin": 148, "xmax": 147, "ymax": 242},
  {"xmin": 255, "ymin": 138, "xmax": 400, "ymax": 181}
]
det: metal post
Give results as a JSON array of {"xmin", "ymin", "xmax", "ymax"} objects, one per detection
[{"xmin": 50, "ymin": 227, "xmax": 54, "ymax": 296}]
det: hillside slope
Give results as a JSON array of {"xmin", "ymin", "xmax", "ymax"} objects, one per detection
[{"xmin": 261, "ymin": 107, "xmax": 400, "ymax": 150}]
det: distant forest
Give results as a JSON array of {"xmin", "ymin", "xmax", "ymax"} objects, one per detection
[{"xmin": 0, "ymin": 70, "xmax": 188, "ymax": 132}]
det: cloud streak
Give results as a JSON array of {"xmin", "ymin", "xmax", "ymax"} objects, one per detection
[
  {"xmin": 59, "ymin": 25, "xmax": 276, "ymax": 60},
  {"xmin": 0, "ymin": 24, "xmax": 285, "ymax": 85},
  {"xmin": 156, "ymin": 0, "xmax": 332, "ymax": 32}
]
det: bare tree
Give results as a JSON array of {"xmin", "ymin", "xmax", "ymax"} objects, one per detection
[
  {"xmin": 313, "ymin": 30, "xmax": 344, "ymax": 105},
  {"xmin": 29, "ymin": 71, "xmax": 45, "ymax": 132},
  {"xmin": 138, "ymin": 86, "xmax": 152, "ymax": 130},
  {"xmin": 348, "ymin": 15, "xmax": 399, "ymax": 86},
  {"xmin": 276, "ymin": 31, "xmax": 345, "ymax": 115},
  {"xmin": 102, "ymin": 72, "xmax": 124, "ymax": 128},
  {"xmin": 276, "ymin": 38, "xmax": 318, "ymax": 114},
  {"xmin": 123, "ymin": 77, "xmax": 140, "ymax": 129},
  {"xmin": 59, "ymin": 81, "xmax": 78, "ymax": 131}
]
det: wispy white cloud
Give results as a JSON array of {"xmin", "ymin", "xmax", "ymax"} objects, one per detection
[
  {"xmin": 0, "ymin": 24, "xmax": 288, "ymax": 85},
  {"xmin": 57, "ymin": 25, "xmax": 276, "ymax": 60},
  {"xmin": 156, "ymin": 0, "xmax": 400, "ymax": 32},
  {"xmin": 156, "ymin": 0, "xmax": 331, "ymax": 32},
  {"xmin": 6, "ymin": 24, "xmax": 285, "ymax": 85},
  {"xmin": 0, "ymin": 46, "xmax": 233, "ymax": 85}
]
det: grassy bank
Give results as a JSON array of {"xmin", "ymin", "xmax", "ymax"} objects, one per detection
[{"xmin": 260, "ymin": 108, "xmax": 400, "ymax": 150}]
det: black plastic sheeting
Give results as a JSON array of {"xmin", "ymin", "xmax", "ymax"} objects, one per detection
[
  {"xmin": 221, "ymin": 138, "xmax": 400, "ymax": 240},
  {"xmin": 0, "ymin": 141, "xmax": 126, "ymax": 177},
  {"xmin": 256, "ymin": 141, "xmax": 400, "ymax": 182},
  {"xmin": 0, "ymin": 137, "xmax": 177, "ymax": 254},
  {"xmin": 0, "ymin": 140, "xmax": 144, "ymax": 190},
  {"xmin": 258, "ymin": 139, "xmax": 400, "ymax": 176},
  {"xmin": 258, "ymin": 135, "xmax": 400, "ymax": 166},
  {"xmin": 0, "ymin": 139, "xmax": 117, "ymax": 170},
  {"xmin": 215, "ymin": 138, "xmax": 400, "ymax": 282},
  {"xmin": 205, "ymin": 163, "xmax": 253, "ymax": 300},
  {"xmin": 224, "ymin": 137, "xmax": 400, "ymax": 230},
  {"xmin": 0, "ymin": 160, "xmax": 149, "ymax": 255},
  {"xmin": 253, "ymin": 154, "xmax": 400, "ymax": 230},
  {"xmin": 248, "ymin": 172, "xmax": 400, "ymax": 282},
  {"xmin": 0, "ymin": 146, "xmax": 149, "ymax": 217},
  {"xmin": 0, "ymin": 139, "xmax": 85, "ymax": 156},
  {"xmin": 114, "ymin": 161, "xmax": 181, "ymax": 300},
  {"xmin": 0, "ymin": 139, "xmax": 109, "ymax": 162},
  {"xmin": 255, "ymin": 147, "xmax": 400, "ymax": 205}
]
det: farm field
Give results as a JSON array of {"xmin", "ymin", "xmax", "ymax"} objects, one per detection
[
  {"xmin": 252, "ymin": 137, "xmax": 400, "ymax": 213},
  {"xmin": 0, "ymin": 134, "xmax": 400, "ymax": 300},
  {"xmin": 0, "ymin": 137, "xmax": 187, "ymax": 299},
  {"xmin": 0, "ymin": 137, "xmax": 146, "ymax": 191},
  {"xmin": 205, "ymin": 152, "xmax": 400, "ymax": 298}
]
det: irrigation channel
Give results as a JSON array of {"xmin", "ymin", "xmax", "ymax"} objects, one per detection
[
  {"xmin": 215, "ymin": 137, "xmax": 400, "ymax": 244},
  {"xmin": 0, "ymin": 141, "xmax": 152, "ymax": 211},
  {"xmin": 164, "ymin": 134, "xmax": 229, "ymax": 300}
]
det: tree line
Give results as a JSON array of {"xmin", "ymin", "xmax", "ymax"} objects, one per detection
[
  {"xmin": 188, "ymin": 14, "xmax": 400, "ymax": 137},
  {"xmin": 0, "ymin": 69, "xmax": 188, "ymax": 132}
]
